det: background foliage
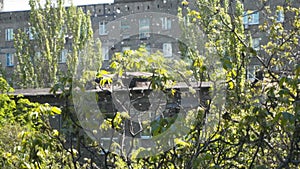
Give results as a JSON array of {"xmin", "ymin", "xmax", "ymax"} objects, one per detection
[{"xmin": 1, "ymin": 0, "xmax": 299, "ymax": 168}]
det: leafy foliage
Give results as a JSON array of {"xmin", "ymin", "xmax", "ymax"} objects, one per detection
[
  {"xmin": 3, "ymin": 0, "xmax": 300, "ymax": 168},
  {"xmin": 95, "ymin": 0, "xmax": 300, "ymax": 168},
  {"xmin": 14, "ymin": 0, "xmax": 96, "ymax": 88},
  {"xmin": 0, "ymin": 77, "xmax": 84, "ymax": 168}
]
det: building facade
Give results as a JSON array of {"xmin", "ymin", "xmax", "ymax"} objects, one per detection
[
  {"xmin": 242, "ymin": 0, "xmax": 300, "ymax": 80},
  {"xmin": 0, "ymin": 0, "xmax": 299, "ymax": 85},
  {"xmin": 0, "ymin": 0, "xmax": 184, "ymax": 85}
]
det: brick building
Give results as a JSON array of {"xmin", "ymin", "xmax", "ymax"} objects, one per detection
[
  {"xmin": 0, "ymin": 0, "xmax": 299, "ymax": 84},
  {"xmin": 0, "ymin": 0, "xmax": 183, "ymax": 85},
  {"xmin": 242, "ymin": 0, "xmax": 300, "ymax": 80}
]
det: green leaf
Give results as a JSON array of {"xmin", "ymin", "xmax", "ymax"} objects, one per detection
[
  {"xmin": 51, "ymin": 107, "xmax": 61, "ymax": 115},
  {"xmin": 272, "ymin": 112, "xmax": 282, "ymax": 124},
  {"xmin": 188, "ymin": 87, "xmax": 196, "ymax": 94},
  {"xmin": 282, "ymin": 112, "xmax": 294, "ymax": 121},
  {"xmin": 174, "ymin": 138, "xmax": 191, "ymax": 148},
  {"xmin": 280, "ymin": 112, "xmax": 294, "ymax": 126},
  {"xmin": 228, "ymin": 81, "xmax": 234, "ymax": 89}
]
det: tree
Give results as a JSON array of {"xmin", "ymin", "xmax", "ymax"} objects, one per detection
[
  {"xmin": 84, "ymin": 0, "xmax": 299, "ymax": 168},
  {"xmin": 10, "ymin": 0, "xmax": 104, "ymax": 168},
  {"xmin": 14, "ymin": 0, "xmax": 98, "ymax": 88},
  {"xmin": 0, "ymin": 77, "xmax": 92, "ymax": 168},
  {"xmin": 6, "ymin": 0, "xmax": 300, "ymax": 168}
]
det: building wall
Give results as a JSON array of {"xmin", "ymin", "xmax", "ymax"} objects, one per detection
[
  {"xmin": 0, "ymin": 0, "xmax": 183, "ymax": 85},
  {"xmin": 0, "ymin": 0, "xmax": 299, "ymax": 85},
  {"xmin": 242, "ymin": 0, "xmax": 300, "ymax": 79},
  {"xmin": 0, "ymin": 0, "xmax": 3, "ymax": 10},
  {"xmin": 0, "ymin": 11, "xmax": 30, "ymax": 82}
]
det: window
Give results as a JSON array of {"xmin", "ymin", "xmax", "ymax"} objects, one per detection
[
  {"xmin": 122, "ymin": 46, "xmax": 130, "ymax": 52},
  {"xmin": 163, "ymin": 43, "xmax": 172, "ymax": 57},
  {"xmin": 36, "ymin": 51, "xmax": 41, "ymax": 58},
  {"xmin": 102, "ymin": 47, "xmax": 109, "ymax": 60},
  {"xmin": 247, "ymin": 65, "xmax": 260, "ymax": 81},
  {"xmin": 99, "ymin": 21, "xmax": 107, "ymax": 35},
  {"xmin": 161, "ymin": 17, "xmax": 171, "ymax": 30},
  {"xmin": 6, "ymin": 53, "xmax": 14, "ymax": 66},
  {"xmin": 146, "ymin": 44, "xmax": 151, "ymax": 54},
  {"xmin": 139, "ymin": 18, "xmax": 150, "ymax": 39},
  {"xmin": 59, "ymin": 49, "xmax": 68, "ymax": 63},
  {"xmin": 121, "ymin": 20, "xmax": 130, "ymax": 40},
  {"xmin": 100, "ymin": 137, "xmax": 118, "ymax": 154},
  {"xmin": 121, "ymin": 20, "xmax": 130, "ymax": 30},
  {"xmin": 243, "ymin": 11, "xmax": 259, "ymax": 25},
  {"xmin": 24, "ymin": 27, "xmax": 34, "ymax": 40},
  {"xmin": 35, "ymin": 52, "xmax": 41, "ymax": 61},
  {"xmin": 5, "ymin": 28, "xmax": 14, "ymax": 41},
  {"xmin": 182, "ymin": 15, "xmax": 191, "ymax": 27},
  {"xmin": 141, "ymin": 125, "xmax": 152, "ymax": 139},
  {"xmin": 252, "ymin": 38, "xmax": 260, "ymax": 51},
  {"xmin": 276, "ymin": 10, "xmax": 284, "ymax": 22}
]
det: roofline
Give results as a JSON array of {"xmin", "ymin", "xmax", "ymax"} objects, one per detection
[
  {"xmin": 11, "ymin": 82, "xmax": 212, "ymax": 96},
  {"xmin": 0, "ymin": 1, "xmax": 112, "ymax": 13}
]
